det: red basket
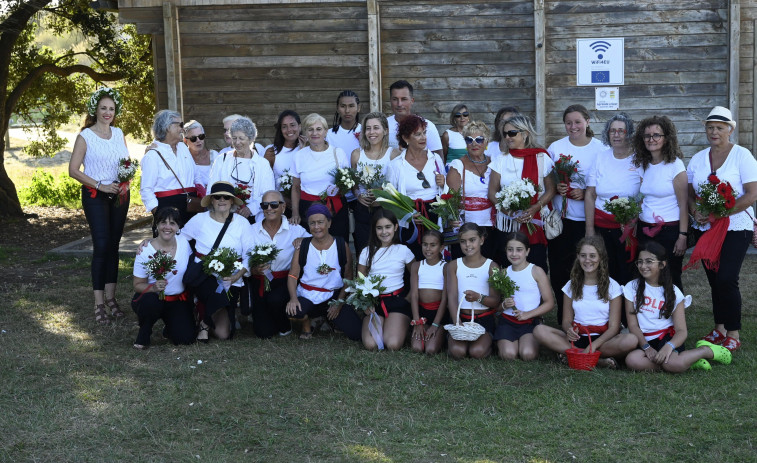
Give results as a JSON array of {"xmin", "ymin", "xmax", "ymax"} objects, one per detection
[{"xmin": 565, "ymin": 323, "xmax": 601, "ymax": 371}]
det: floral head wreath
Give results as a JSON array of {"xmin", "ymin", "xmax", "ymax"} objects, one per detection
[{"xmin": 86, "ymin": 87, "xmax": 123, "ymax": 117}]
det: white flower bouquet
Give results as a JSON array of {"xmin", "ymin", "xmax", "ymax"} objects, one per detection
[
  {"xmin": 332, "ymin": 272, "xmax": 388, "ymax": 349},
  {"xmin": 330, "ymin": 167, "xmax": 359, "ymax": 195},
  {"xmin": 495, "ymin": 178, "xmax": 541, "ymax": 233},
  {"xmin": 278, "ymin": 169, "xmax": 294, "ymax": 197},
  {"xmin": 116, "ymin": 158, "xmax": 139, "ymax": 205},
  {"xmin": 247, "ymin": 243, "xmax": 281, "ymax": 293},
  {"xmin": 356, "ymin": 163, "xmax": 387, "ymax": 192},
  {"xmin": 201, "ymin": 247, "xmax": 243, "ymax": 295}
]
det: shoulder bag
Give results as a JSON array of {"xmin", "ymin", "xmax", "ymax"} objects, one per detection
[
  {"xmin": 151, "ymin": 149, "xmax": 204, "ymax": 213},
  {"xmin": 183, "ymin": 214, "xmax": 233, "ymax": 288}
]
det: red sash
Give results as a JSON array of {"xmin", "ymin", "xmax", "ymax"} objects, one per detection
[
  {"xmin": 156, "ymin": 187, "xmax": 197, "ymax": 198},
  {"xmin": 419, "ymin": 300, "xmax": 441, "ymax": 311},
  {"xmin": 465, "ymin": 196, "xmax": 497, "ymax": 225},
  {"xmin": 509, "ymin": 148, "xmax": 549, "ymax": 246},
  {"xmin": 579, "ymin": 323, "xmax": 609, "ymax": 335},
  {"xmin": 301, "ymin": 190, "xmax": 343, "ymax": 214},
  {"xmin": 252, "ymin": 270, "xmax": 288, "ymax": 297},
  {"xmin": 460, "ymin": 309, "xmax": 495, "ymax": 319},
  {"xmin": 501, "ymin": 312, "xmax": 534, "ymax": 325},
  {"xmin": 594, "ymin": 208, "xmax": 621, "ymax": 229},
  {"xmin": 412, "ymin": 198, "xmax": 434, "ymax": 244},
  {"xmin": 378, "ymin": 288, "xmax": 404, "ymax": 318},
  {"xmin": 164, "ymin": 291, "xmax": 189, "ymax": 302},
  {"xmin": 684, "ymin": 217, "xmax": 729, "ymax": 272},
  {"xmin": 643, "ymin": 327, "xmax": 676, "ymax": 341},
  {"xmin": 299, "ymin": 282, "xmax": 333, "ymax": 293},
  {"xmin": 595, "ymin": 208, "xmax": 638, "ymax": 262}
]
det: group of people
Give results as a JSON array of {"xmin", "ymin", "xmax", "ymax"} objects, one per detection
[{"xmin": 67, "ymin": 82, "xmax": 756, "ymax": 372}]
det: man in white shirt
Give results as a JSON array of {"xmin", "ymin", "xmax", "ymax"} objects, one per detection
[{"xmin": 386, "ymin": 80, "xmax": 443, "ymax": 155}]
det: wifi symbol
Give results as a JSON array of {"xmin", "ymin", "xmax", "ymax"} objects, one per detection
[{"xmin": 590, "ymin": 41, "xmax": 611, "ymax": 59}]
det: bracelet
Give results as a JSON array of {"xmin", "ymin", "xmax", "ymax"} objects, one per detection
[
  {"xmin": 679, "ymin": 231, "xmax": 688, "ymax": 236},
  {"xmin": 641, "ymin": 343, "xmax": 651, "ymax": 351},
  {"xmin": 287, "ymin": 274, "xmax": 298, "ymax": 280},
  {"xmin": 410, "ymin": 317, "xmax": 427, "ymax": 326},
  {"xmin": 431, "ymin": 322, "xmax": 440, "ymax": 328},
  {"xmin": 95, "ymin": 180, "xmax": 101, "ymax": 190},
  {"xmin": 666, "ymin": 341, "xmax": 676, "ymax": 350}
]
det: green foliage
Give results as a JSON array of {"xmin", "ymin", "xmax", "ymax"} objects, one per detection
[{"xmin": 19, "ymin": 168, "xmax": 81, "ymax": 207}]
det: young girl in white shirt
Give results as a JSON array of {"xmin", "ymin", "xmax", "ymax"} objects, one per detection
[
  {"xmin": 409, "ymin": 230, "xmax": 447, "ymax": 355},
  {"xmin": 446, "ymin": 223, "xmax": 501, "ymax": 359},
  {"xmin": 623, "ymin": 241, "xmax": 732, "ymax": 372},
  {"xmin": 494, "ymin": 232, "xmax": 554, "ymax": 361},
  {"xmin": 359, "ymin": 209, "xmax": 416, "ymax": 351},
  {"xmin": 533, "ymin": 236, "xmax": 636, "ymax": 368}
]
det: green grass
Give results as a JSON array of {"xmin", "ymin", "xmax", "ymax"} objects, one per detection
[{"xmin": 0, "ymin": 254, "xmax": 755, "ymax": 462}]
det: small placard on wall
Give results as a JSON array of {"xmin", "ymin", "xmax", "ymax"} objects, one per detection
[{"xmin": 595, "ymin": 87, "xmax": 619, "ymax": 111}]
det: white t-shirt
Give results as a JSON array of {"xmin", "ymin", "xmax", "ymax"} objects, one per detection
[
  {"xmin": 266, "ymin": 144, "xmax": 301, "ymax": 190},
  {"xmin": 387, "ymin": 114, "xmax": 443, "ymax": 152},
  {"xmin": 297, "ymin": 238, "xmax": 344, "ymax": 304},
  {"xmin": 485, "ymin": 141, "xmax": 506, "ymax": 165},
  {"xmin": 79, "ymin": 127, "xmax": 129, "ymax": 185},
  {"xmin": 639, "ymin": 158, "xmax": 686, "ymax": 223},
  {"xmin": 359, "ymin": 244, "xmax": 415, "ymax": 293},
  {"xmin": 181, "ymin": 212, "xmax": 253, "ymax": 288},
  {"xmin": 547, "ymin": 136, "xmax": 605, "ymax": 221},
  {"xmin": 293, "ymin": 146, "xmax": 350, "ymax": 196},
  {"xmin": 192, "ymin": 149, "xmax": 219, "ymax": 190},
  {"xmin": 562, "ymin": 278, "xmax": 622, "ymax": 334},
  {"xmin": 249, "ymin": 219, "xmax": 310, "ymax": 272},
  {"xmin": 448, "ymin": 158, "xmax": 493, "ymax": 227},
  {"xmin": 623, "ymin": 279, "xmax": 684, "ymax": 339},
  {"xmin": 687, "ymin": 144, "xmax": 757, "ymax": 232},
  {"xmin": 387, "ymin": 150, "xmax": 446, "ymax": 201},
  {"xmin": 586, "ymin": 148, "xmax": 641, "ymax": 214},
  {"xmin": 133, "ymin": 236, "xmax": 192, "ymax": 296},
  {"xmin": 326, "ymin": 124, "xmax": 362, "ymax": 156},
  {"xmin": 208, "ymin": 150, "xmax": 275, "ymax": 221}
]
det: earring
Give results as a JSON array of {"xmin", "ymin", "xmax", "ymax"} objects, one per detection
[{"xmin": 176, "ymin": 230, "xmax": 181, "ymax": 235}]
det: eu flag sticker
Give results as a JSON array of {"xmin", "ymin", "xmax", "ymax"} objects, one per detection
[{"xmin": 591, "ymin": 71, "xmax": 609, "ymax": 83}]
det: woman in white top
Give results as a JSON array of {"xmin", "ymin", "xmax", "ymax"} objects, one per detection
[
  {"xmin": 686, "ymin": 106, "xmax": 757, "ymax": 353},
  {"xmin": 350, "ymin": 112, "xmax": 401, "ymax": 255},
  {"xmin": 131, "ymin": 206, "xmax": 195, "ymax": 349},
  {"xmin": 248, "ymin": 190, "xmax": 310, "ymax": 339},
  {"xmin": 387, "ymin": 114, "xmax": 447, "ymax": 260},
  {"xmin": 264, "ymin": 110, "xmax": 304, "ymax": 203},
  {"xmin": 209, "ymin": 116, "xmax": 274, "ymax": 223},
  {"xmin": 484, "ymin": 106, "xmax": 521, "ymax": 161},
  {"xmin": 585, "ymin": 112, "xmax": 641, "ymax": 286},
  {"xmin": 181, "ymin": 181, "xmax": 252, "ymax": 342},
  {"xmin": 291, "ymin": 113, "xmax": 351, "ymax": 243},
  {"xmin": 546, "ymin": 104, "xmax": 605, "ymax": 325},
  {"xmin": 632, "ymin": 115, "xmax": 688, "ymax": 291},
  {"xmin": 359, "ymin": 209, "xmax": 416, "ymax": 351},
  {"xmin": 533, "ymin": 236, "xmax": 636, "ymax": 368},
  {"xmin": 183, "ymin": 120, "xmax": 217, "ymax": 195},
  {"xmin": 441, "ymin": 103, "xmax": 470, "ymax": 164},
  {"xmin": 68, "ymin": 87, "xmax": 131, "ymax": 324},
  {"xmin": 488, "ymin": 115, "xmax": 556, "ymax": 271},
  {"xmin": 446, "ymin": 223, "xmax": 501, "ymax": 359}
]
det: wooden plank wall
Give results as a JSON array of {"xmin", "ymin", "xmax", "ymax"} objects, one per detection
[
  {"xmin": 544, "ymin": 0, "xmax": 730, "ymax": 156},
  {"xmin": 378, "ymin": 0, "xmax": 536, "ymax": 134},
  {"xmin": 740, "ymin": 3, "xmax": 756, "ymax": 153}
]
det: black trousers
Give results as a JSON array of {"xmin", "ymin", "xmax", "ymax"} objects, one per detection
[
  {"xmin": 353, "ymin": 201, "xmax": 379, "ymax": 258},
  {"xmin": 704, "ymin": 230, "xmax": 752, "ymax": 331},
  {"xmin": 547, "ymin": 218, "xmax": 586, "ymax": 325},
  {"xmin": 195, "ymin": 274, "xmax": 240, "ymax": 336},
  {"xmin": 249, "ymin": 276, "xmax": 291, "ymax": 338},
  {"xmin": 291, "ymin": 293, "xmax": 362, "ymax": 341},
  {"xmin": 596, "ymin": 226, "xmax": 634, "ymax": 286},
  {"xmin": 81, "ymin": 186, "xmax": 129, "ymax": 290},
  {"xmin": 131, "ymin": 292, "xmax": 195, "ymax": 346}
]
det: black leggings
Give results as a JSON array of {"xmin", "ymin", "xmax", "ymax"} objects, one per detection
[
  {"xmin": 131, "ymin": 292, "xmax": 195, "ymax": 346},
  {"xmin": 81, "ymin": 186, "xmax": 129, "ymax": 290},
  {"xmin": 249, "ymin": 276, "xmax": 291, "ymax": 338},
  {"xmin": 704, "ymin": 230, "xmax": 752, "ymax": 331}
]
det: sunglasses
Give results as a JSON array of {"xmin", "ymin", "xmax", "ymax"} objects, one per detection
[
  {"xmin": 260, "ymin": 201, "xmax": 282, "ymax": 210},
  {"xmin": 503, "ymin": 130, "xmax": 522, "ymax": 138},
  {"xmin": 416, "ymin": 172, "xmax": 431, "ymax": 189},
  {"xmin": 464, "ymin": 135, "xmax": 486, "ymax": 145},
  {"xmin": 454, "ymin": 112, "xmax": 470, "ymax": 118},
  {"xmin": 211, "ymin": 194, "xmax": 229, "ymax": 200},
  {"xmin": 185, "ymin": 133, "xmax": 206, "ymax": 142},
  {"xmin": 171, "ymin": 121, "xmax": 185, "ymax": 129}
]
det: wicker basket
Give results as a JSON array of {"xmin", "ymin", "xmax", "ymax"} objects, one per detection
[
  {"xmin": 564, "ymin": 323, "xmax": 601, "ymax": 371},
  {"xmin": 444, "ymin": 300, "xmax": 486, "ymax": 341}
]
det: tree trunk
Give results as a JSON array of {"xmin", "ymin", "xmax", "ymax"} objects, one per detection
[{"xmin": 0, "ymin": 131, "xmax": 23, "ymax": 217}]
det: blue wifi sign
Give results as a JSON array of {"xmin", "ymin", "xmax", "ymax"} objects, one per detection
[{"xmin": 576, "ymin": 38, "xmax": 624, "ymax": 86}]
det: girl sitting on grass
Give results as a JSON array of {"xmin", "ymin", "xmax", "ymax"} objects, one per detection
[
  {"xmin": 533, "ymin": 236, "xmax": 636, "ymax": 368},
  {"xmin": 622, "ymin": 241, "xmax": 732, "ymax": 372},
  {"xmin": 359, "ymin": 209, "xmax": 416, "ymax": 351},
  {"xmin": 493, "ymin": 232, "xmax": 554, "ymax": 361},
  {"xmin": 446, "ymin": 223, "xmax": 501, "ymax": 359},
  {"xmin": 409, "ymin": 230, "xmax": 447, "ymax": 354}
]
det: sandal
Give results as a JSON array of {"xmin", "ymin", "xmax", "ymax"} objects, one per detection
[
  {"xmin": 691, "ymin": 359, "xmax": 712, "ymax": 371},
  {"xmin": 702, "ymin": 329, "xmax": 726, "ymax": 345},
  {"xmin": 106, "ymin": 298, "xmax": 125, "ymax": 319},
  {"xmin": 95, "ymin": 304, "xmax": 110, "ymax": 325},
  {"xmin": 133, "ymin": 343, "xmax": 148, "ymax": 350},
  {"xmin": 721, "ymin": 336, "xmax": 741, "ymax": 353},
  {"xmin": 197, "ymin": 322, "xmax": 209, "ymax": 343},
  {"xmin": 299, "ymin": 331, "xmax": 313, "ymax": 340},
  {"xmin": 597, "ymin": 357, "xmax": 618, "ymax": 370}
]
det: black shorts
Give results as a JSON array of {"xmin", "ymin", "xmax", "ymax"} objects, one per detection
[
  {"xmin": 419, "ymin": 302, "xmax": 450, "ymax": 326},
  {"xmin": 571, "ymin": 334, "xmax": 600, "ymax": 350},
  {"xmin": 458, "ymin": 311, "xmax": 496, "ymax": 335},
  {"xmin": 493, "ymin": 315, "xmax": 539, "ymax": 342},
  {"xmin": 377, "ymin": 289, "xmax": 411, "ymax": 318},
  {"xmin": 649, "ymin": 334, "xmax": 685, "ymax": 353}
]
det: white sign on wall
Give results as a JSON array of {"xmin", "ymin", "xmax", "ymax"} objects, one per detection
[
  {"xmin": 576, "ymin": 38, "xmax": 624, "ymax": 86},
  {"xmin": 595, "ymin": 87, "xmax": 619, "ymax": 111}
]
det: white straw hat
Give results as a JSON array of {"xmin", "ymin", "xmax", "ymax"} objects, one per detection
[{"xmin": 704, "ymin": 106, "xmax": 736, "ymax": 128}]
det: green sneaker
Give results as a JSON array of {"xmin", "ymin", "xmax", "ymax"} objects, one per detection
[
  {"xmin": 691, "ymin": 359, "xmax": 712, "ymax": 371},
  {"xmin": 697, "ymin": 340, "xmax": 732, "ymax": 365}
]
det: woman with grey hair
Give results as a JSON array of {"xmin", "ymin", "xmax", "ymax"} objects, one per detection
[
  {"xmin": 183, "ymin": 120, "xmax": 218, "ymax": 192},
  {"xmin": 140, "ymin": 109, "xmax": 203, "ymax": 233},
  {"xmin": 209, "ymin": 116, "xmax": 274, "ymax": 224},
  {"xmin": 584, "ymin": 112, "xmax": 641, "ymax": 285}
]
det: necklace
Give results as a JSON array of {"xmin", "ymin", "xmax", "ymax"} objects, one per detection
[{"xmin": 466, "ymin": 153, "xmax": 488, "ymax": 184}]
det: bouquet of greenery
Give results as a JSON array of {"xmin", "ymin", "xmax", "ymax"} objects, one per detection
[
  {"xmin": 330, "ymin": 167, "xmax": 359, "ymax": 195},
  {"xmin": 488, "ymin": 267, "xmax": 519, "ymax": 299},
  {"xmin": 356, "ymin": 163, "xmax": 387, "ymax": 192}
]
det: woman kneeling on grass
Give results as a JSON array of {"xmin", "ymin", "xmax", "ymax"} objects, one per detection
[
  {"xmin": 360, "ymin": 209, "xmax": 416, "ymax": 351},
  {"xmin": 446, "ymin": 223, "xmax": 500, "ymax": 359},
  {"xmin": 286, "ymin": 204, "xmax": 362, "ymax": 340},
  {"xmin": 131, "ymin": 206, "xmax": 195, "ymax": 349},
  {"xmin": 533, "ymin": 236, "xmax": 636, "ymax": 368},
  {"xmin": 494, "ymin": 232, "xmax": 554, "ymax": 361},
  {"xmin": 622, "ymin": 241, "xmax": 732, "ymax": 372},
  {"xmin": 409, "ymin": 230, "xmax": 448, "ymax": 354}
]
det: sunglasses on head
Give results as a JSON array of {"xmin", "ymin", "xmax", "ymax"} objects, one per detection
[
  {"xmin": 185, "ymin": 133, "xmax": 206, "ymax": 142},
  {"xmin": 503, "ymin": 130, "xmax": 522, "ymax": 138},
  {"xmin": 260, "ymin": 201, "xmax": 282, "ymax": 210},
  {"xmin": 416, "ymin": 171, "xmax": 431, "ymax": 189},
  {"xmin": 464, "ymin": 135, "xmax": 486, "ymax": 145},
  {"xmin": 454, "ymin": 112, "xmax": 470, "ymax": 118}
]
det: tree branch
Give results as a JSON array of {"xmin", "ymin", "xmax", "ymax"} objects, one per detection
[{"xmin": 53, "ymin": 51, "xmax": 99, "ymax": 64}]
